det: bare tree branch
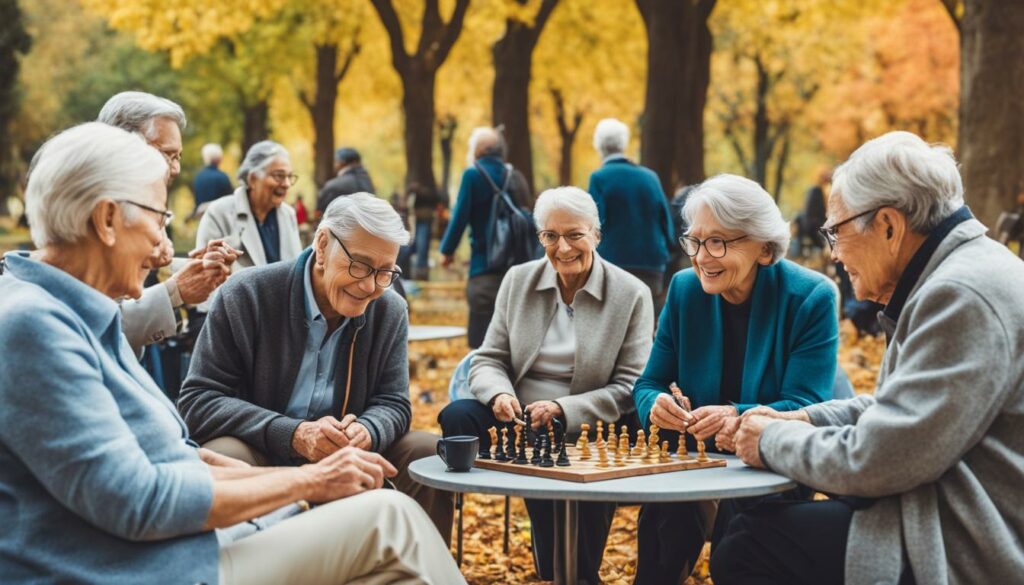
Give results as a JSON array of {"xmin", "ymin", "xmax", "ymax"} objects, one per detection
[
  {"xmin": 368, "ymin": 0, "xmax": 410, "ymax": 75},
  {"xmin": 335, "ymin": 32, "xmax": 362, "ymax": 85},
  {"xmin": 434, "ymin": 0, "xmax": 471, "ymax": 68}
]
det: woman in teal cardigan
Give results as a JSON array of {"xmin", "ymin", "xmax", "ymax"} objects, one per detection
[{"xmin": 632, "ymin": 174, "xmax": 838, "ymax": 585}]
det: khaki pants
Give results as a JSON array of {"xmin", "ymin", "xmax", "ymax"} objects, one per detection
[
  {"xmin": 219, "ymin": 490, "xmax": 465, "ymax": 585},
  {"xmin": 204, "ymin": 431, "xmax": 454, "ymax": 545}
]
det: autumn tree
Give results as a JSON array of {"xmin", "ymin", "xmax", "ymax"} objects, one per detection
[
  {"xmin": 370, "ymin": 0, "xmax": 471, "ymax": 194},
  {"xmin": 491, "ymin": 0, "xmax": 560, "ymax": 192},
  {"xmin": 550, "ymin": 87, "xmax": 584, "ymax": 185},
  {"xmin": 0, "ymin": 0, "xmax": 32, "ymax": 204}
]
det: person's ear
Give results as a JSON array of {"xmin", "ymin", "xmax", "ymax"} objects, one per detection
[
  {"xmin": 877, "ymin": 208, "xmax": 907, "ymax": 253},
  {"xmin": 758, "ymin": 243, "xmax": 774, "ymax": 266},
  {"xmin": 90, "ymin": 200, "xmax": 119, "ymax": 247},
  {"xmin": 314, "ymin": 230, "xmax": 329, "ymax": 269}
]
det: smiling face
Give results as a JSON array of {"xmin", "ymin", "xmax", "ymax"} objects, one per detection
[
  {"xmin": 146, "ymin": 117, "xmax": 182, "ymax": 184},
  {"xmin": 540, "ymin": 208, "xmax": 598, "ymax": 282},
  {"xmin": 111, "ymin": 181, "xmax": 169, "ymax": 299},
  {"xmin": 688, "ymin": 204, "xmax": 772, "ymax": 304},
  {"xmin": 313, "ymin": 227, "xmax": 400, "ymax": 319},
  {"xmin": 826, "ymin": 193, "xmax": 903, "ymax": 304},
  {"xmin": 248, "ymin": 158, "xmax": 293, "ymax": 210}
]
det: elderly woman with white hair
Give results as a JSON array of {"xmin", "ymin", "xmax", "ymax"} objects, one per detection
[
  {"xmin": 631, "ymin": 173, "xmax": 838, "ymax": 585},
  {"xmin": 0, "ymin": 123, "xmax": 464, "ymax": 584},
  {"xmin": 439, "ymin": 186, "xmax": 654, "ymax": 584},
  {"xmin": 197, "ymin": 140, "xmax": 302, "ymax": 269},
  {"xmin": 711, "ymin": 132, "xmax": 1024, "ymax": 585}
]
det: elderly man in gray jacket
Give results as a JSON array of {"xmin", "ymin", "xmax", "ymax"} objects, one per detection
[
  {"xmin": 712, "ymin": 131, "xmax": 1024, "ymax": 585},
  {"xmin": 179, "ymin": 193, "xmax": 454, "ymax": 544}
]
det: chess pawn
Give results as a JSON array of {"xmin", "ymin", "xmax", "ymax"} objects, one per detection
[
  {"xmin": 596, "ymin": 443, "xmax": 609, "ymax": 468},
  {"xmin": 660, "ymin": 441, "xmax": 671, "ymax": 464},
  {"xmin": 614, "ymin": 444, "xmax": 626, "ymax": 466},
  {"xmin": 497, "ymin": 428, "xmax": 510, "ymax": 461},
  {"xmin": 577, "ymin": 423, "xmax": 590, "ymax": 449},
  {"xmin": 643, "ymin": 434, "xmax": 657, "ymax": 463},
  {"xmin": 486, "ymin": 426, "xmax": 498, "ymax": 460},
  {"xmin": 514, "ymin": 425, "xmax": 529, "ymax": 464},
  {"xmin": 677, "ymin": 433, "xmax": 692, "ymax": 460},
  {"xmin": 618, "ymin": 433, "xmax": 630, "ymax": 461},
  {"xmin": 540, "ymin": 436, "xmax": 555, "ymax": 468},
  {"xmin": 556, "ymin": 439, "xmax": 571, "ymax": 467},
  {"xmin": 579, "ymin": 433, "xmax": 591, "ymax": 460},
  {"xmin": 633, "ymin": 430, "xmax": 646, "ymax": 457},
  {"xmin": 548, "ymin": 429, "xmax": 556, "ymax": 453},
  {"xmin": 697, "ymin": 438, "xmax": 709, "ymax": 462},
  {"xmin": 649, "ymin": 424, "xmax": 661, "ymax": 451},
  {"xmin": 595, "ymin": 421, "xmax": 606, "ymax": 450}
]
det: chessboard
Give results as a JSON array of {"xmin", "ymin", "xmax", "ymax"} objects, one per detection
[{"xmin": 475, "ymin": 446, "xmax": 726, "ymax": 483}]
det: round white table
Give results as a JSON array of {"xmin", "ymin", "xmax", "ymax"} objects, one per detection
[
  {"xmin": 410, "ymin": 454, "xmax": 796, "ymax": 585},
  {"xmin": 407, "ymin": 325, "xmax": 467, "ymax": 342}
]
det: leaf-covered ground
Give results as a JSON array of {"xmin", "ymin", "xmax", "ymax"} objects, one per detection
[{"xmin": 407, "ymin": 282, "xmax": 884, "ymax": 584}]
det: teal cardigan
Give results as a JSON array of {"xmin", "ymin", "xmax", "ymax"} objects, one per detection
[{"xmin": 633, "ymin": 259, "xmax": 839, "ymax": 427}]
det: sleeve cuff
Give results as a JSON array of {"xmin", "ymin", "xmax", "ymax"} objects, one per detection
[
  {"xmin": 164, "ymin": 278, "xmax": 184, "ymax": 309},
  {"xmin": 267, "ymin": 415, "xmax": 305, "ymax": 462}
]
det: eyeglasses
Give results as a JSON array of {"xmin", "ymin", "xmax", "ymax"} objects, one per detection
[
  {"xmin": 268, "ymin": 171, "xmax": 299, "ymax": 184},
  {"xmin": 818, "ymin": 207, "xmax": 881, "ymax": 249},
  {"xmin": 118, "ymin": 199, "xmax": 174, "ymax": 228},
  {"xmin": 159, "ymin": 149, "xmax": 182, "ymax": 165},
  {"xmin": 330, "ymin": 231, "xmax": 401, "ymax": 288},
  {"xmin": 537, "ymin": 229, "xmax": 590, "ymax": 247},
  {"xmin": 679, "ymin": 235, "xmax": 747, "ymax": 258}
]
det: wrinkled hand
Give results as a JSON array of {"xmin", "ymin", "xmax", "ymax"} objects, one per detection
[
  {"xmin": 440, "ymin": 254, "xmax": 454, "ymax": 268},
  {"xmin": 190, "ymin": 238, "xmax": 242, "ymax": 269},
  {"xmin": 292, "ymin": 414, "xmax": 358, "ymax": 462},
  {"xmin": 734, "ymin": 415, "xmax": 776, "ymax": 468},
  {"xmin": 526, "ymin": 401, "xmax": 563, "ymax": 429},
  {"xmin": 741, "ymin": 405, "xmax": 811, "ymax": 424},
  {"xmin": 714, "ymin": 416, "xmax": 742, "ymax": 452},
  {"xmin": 302, "ymin": 446, "xmax": 397, "ymax": 502},
  {"xmin": 688, "ymin": 405, "xmax": 739, "ymax": 441},
  {"xmin": 650, "ymin": 393, "xmax": 694, "ymax": 433},
  {"xmin": 146, "ymin": 234, "xmax": 174, "ymax": 270},
  {"xmin": 491, "ymin": 393, "xmax": 523, "ymax": 423},
  {"xmin": 171, "ymin": 258, "xmax": 228, "ymax": 305},
  {"xmin": 343, "ymin": 421, "xmax": 373, "ymax": 450}
]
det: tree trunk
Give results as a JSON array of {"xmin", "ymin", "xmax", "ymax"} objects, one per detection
[
  {"xmin": 958, "ymin": 0, "xmax": 1024, "ymax": 227},
  {"xmin": 493, "ymin": 23, "xmax": 536, "ymax": 192},
  {"xmin": 242, "ymin": 100, "xmax": 270, "ymax": 155},
  {"xmin": 772, "ymin": 128, "xmax": 791, "ymax": 203},
  {"xmin": 752, "ymin": 55, "xmax": 771, "ymax": 187},
  {"xmin": 402, "ymin": 64, "xmax": 438, "ymax": 194},
  {"xmin": 310, "ymin": 44, "xmax": 339, "ymax": 189},
  {"xmin": 551, "ymin": 87, "xmax": 583, "ymax": 186},
  {"xmin": 673, "ymin": 3, "xmax": 713, "ymax": 188},
  {"xmin": 438, "ymin": 114, "xmax": 458, "ymax": 205}
]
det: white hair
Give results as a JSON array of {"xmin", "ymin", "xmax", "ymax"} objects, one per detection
[
  {"xmin": 320, "ymin": 192, "xmax": 411, "ymax": 247},
  {"xmin": 466, "ymin": 127, "xmax": 504, "ymax": 166},
  {"xmin": 201, "ymin": 143, "xmax": 223, "ymax": 165},
  {"xmin": 237, "ymin": 140, "xmax": 289, "ymax": 184},
  {"xmin": 97, "ymin": 91, "xmax": 187, "ymax": 141},
  {"xmin": 593, "ymin": 118, "xmax": 630, "ymax": 157},
  {"xmin": 533, "ymin": 186, "xmax": 602, "ymax": 234},
  {"xmin": 683, "ymin": 174, "xmax": 791, "ymax": 264},
  {"xmin": 25, "ymin": 122, "xmax": 168, "ymax": 248},
  {"xmin": 832, "ymin": 131, "xmax": 964, "ymax": 233}
]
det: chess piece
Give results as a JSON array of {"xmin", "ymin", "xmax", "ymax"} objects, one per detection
[
  {"xmin": 540, "ymin": 436, "xmax": 555, "ymax": 467},
  {"xmin": 613, "ymin": 439, "xmax": 626, "ymax": 466},
  {"xmin": 556, "ymin": 439, "xmax": 571, "ymax": 466},
  {"xmin": 531, "ymin": 433, "xmax": 542, "ymax": 465},
  {"xmin": 579, "ymin": 431, "xmax": 592, "ymax": 460},
  {"xmin": 497, "ymin": 428, "xmax": 510, "ymax": 461},
  {"xmin": 577, "ymin": 423, "xmax": 590, "ymax": 450},
  {"xmin": 619, "ymin": 426, "xmax": 630, "ymax": 460},
  {"xmin": 548, "ymin": 429, "xmax": 556, "ymax": 454},
  {"xmin": 649, "ymin": 424, "xmax": 661, "ymax": 451},
  {"xmin": 633, "ymin": 430, "xmax": 646, "ymax": 457},
  {"xmin": 505, "ymin": 424, "xmax": 517, "ymax": 461},
  {"xmin": 660, "ymin": 441, "xmax": 671, "ymax": 463},
  {"xmin": 595, "ymin": 421, "xmax": 606, "ymax": 451},
  {"xmin": 596, "ymin": 442, "xmax": 609, "ymax": 468},
  {"xmin": 486, "ymin": 427, "xmax": 498, "ymax": 460},
  {"xmin": 523, "ymin": 409, "xmax": 532, "ymax": 433},
  {"xmin": 696, "ymin": 438, "xmax": 709, "ymax": 462},
  {"xmin": 676, "ymin": 433, "xmax": 692, "ymax": 460}
]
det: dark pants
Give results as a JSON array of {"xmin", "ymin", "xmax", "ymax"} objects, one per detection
[
  {"xmin": 624, "ymin": 268, "xmax": 666, "ymax": 323},
  {"xmin": 438, "ymin": 399, "xmax": 615, "ymax": 584},
  {"xmin": 414, "ymin": 219, "xmax": 432, "ymax": 271},
  {"xmin": 466, "ymin": 272, "xmax": 504, "ymax": 348},
  {"xmin": 710, "ymin": 499, "xmax": 917, "ymax": 585}
]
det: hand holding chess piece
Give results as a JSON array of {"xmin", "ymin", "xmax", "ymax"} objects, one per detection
[{"xmin": 650, "ymin": 383, "xmax": 694, "ymax": 433}]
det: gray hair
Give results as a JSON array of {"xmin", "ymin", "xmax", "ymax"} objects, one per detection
[
  {"xmin": 25, "ymin": 122, "xmax": 168, "ymax": 248},
  {"xmin": 832, "ymin": 131, "xmax": 964, "ymax": 233},
  {"xmin": 593, "ymin": 118, "xmax": 629, "ymax": 157},
  {"xmin": 97, "ymin": 91, "xmax": 187, "ymax": 141},
  {"xmin": 320, "ymin": 192, "xmax": 411, "ymax": 247},
  {"xmin": 683, "ymin": 174, "xmax": 791, "ymax": 264},
  {"xmin": 466, "ymin": 127, "xmax": 504, "ymax": 166},
  {"xmin": 237, "ymin": 140, "xmax": 289, "ymax": 184},
  {"xmin": 533, "ymin": 186, "xmax": 602, "ymax": 234},
  {"xmin": 201, "ymin": 143, "xmax": 223, "ymax": 165}
]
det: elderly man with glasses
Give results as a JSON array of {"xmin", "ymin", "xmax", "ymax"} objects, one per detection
[{"xmin": 179, "ymin": 193, "xmax": 455, "ymax": 545}]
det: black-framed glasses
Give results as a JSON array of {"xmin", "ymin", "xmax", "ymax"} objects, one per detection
[
  {"xmin": 818, "ymin": 207, "xmax": 882, "ymax": 249},
  {"xmin": 537, "ymin": 229, "xmax": 590, "ymax": 247},
  {"xmin": 679, "ymin": 235, "xmax": 747, "ymax": 258},
  {"xmin": 268, "ymin": 171, "xmax": 299, "ymax": 184},
  {"xmin": 117, "ymin": 199, "xmax": 174, "ymax": 228},
  {"xmin": 330, "ymin": 231, "xmax": 401, "ymax": 288}
]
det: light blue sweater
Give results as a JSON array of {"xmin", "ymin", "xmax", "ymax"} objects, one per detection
[
  {"xmin": 0, "ymin": 252, "xmax": 216, "ymax": 584},
  {"xmin": 633, "ymin": 259, "xmax": 838, "ymax": 427}
]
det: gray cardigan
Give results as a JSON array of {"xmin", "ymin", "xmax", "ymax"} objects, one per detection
[
  {"xmin": 759, "ymin": 219, "xmax": 1024, "ymax": 584},
  {"xmin": 179, "ymin": 249, "xmax": 411, "ymax": 462},
  {"xmin": 470, "ymin": 254, "xmax": 653, "ymax": 432}
]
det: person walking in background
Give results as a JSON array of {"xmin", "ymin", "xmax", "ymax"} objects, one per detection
[
  {"xmin": 317, "ymin": 147, "xmax": 376, "ymax": 215},
  {"xmin": 192, "ymin": 143, "xmax": 233, "ymax": 214},
  {"xmin": 587, "ymin": 118, "xmax": 674, "ymax": 317},
  {"xmin": 796, "ymin": 166, "xmax": 832, "ymax": 257},
  {"xmin": 407, "ymin": 181, "xmax": 439, "ymax": 280},
  {"xmin": 439, "ymin": 127, "xmax": 534, "ymax": 348}
]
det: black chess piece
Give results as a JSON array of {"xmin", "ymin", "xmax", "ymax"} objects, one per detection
[
  {"xmin": 505, "ymin": 424, "xmax": 517, "ymax": 461},
  {"xmin": 530, "ymin": 432, "xmax": 542, "ymax": 465},
  {"xmin": 479, "ymin": 435, "xmax": 491, "ymax": 460},
  {"xmin": 540, "ymin": 436, "xmax": 555, "ymax": 468},
  {"xmin": 555, "ymin": 427, "xmax": 570, "ymax": 467},
  {"xmin": 514, "ymin": 426, "xmax": 529, "ymax": 465}
]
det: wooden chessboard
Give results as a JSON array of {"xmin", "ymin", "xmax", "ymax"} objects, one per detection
[{"xmin": 474, "ymin": 446, "xmax": 726, "ymax": 483}]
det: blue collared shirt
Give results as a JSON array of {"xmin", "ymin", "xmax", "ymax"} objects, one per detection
[
  {"xmin": 255, "ymin": 206, "xmax": 281, "ymax": 264},
  {"xmin": 285, "ymin": 253, "xmax": 349, "ymax": 419}
]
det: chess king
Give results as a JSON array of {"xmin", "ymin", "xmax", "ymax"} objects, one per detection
[
  {"xmin": 630, "ymin": 174, "xmax": 839, "ymax": 585},
  {"xmin": 438, "ymin": 186, "xmax": 654, "ymax": 584}
]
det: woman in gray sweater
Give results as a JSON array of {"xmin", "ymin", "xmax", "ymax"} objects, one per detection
[{"xmin": 439, "ymin": 186, "xmax": 654, "ymax": 585}]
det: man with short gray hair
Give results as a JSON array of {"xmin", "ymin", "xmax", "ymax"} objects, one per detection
[
  {"xmin": 179, "ymin": 193, "xmax": 455, "ymax": 545},
  {"xmin": 587, "ymin": 118, "xmax": 674, "ymax": 317},
  {"xmin": 98, "ymin": 91, "xmax": 237, "ymax": 354},
  {"xmin": 192, "ymin": 143, "xmax": 233, "ymax": 212}
]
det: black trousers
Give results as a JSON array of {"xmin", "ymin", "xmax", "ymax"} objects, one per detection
[
  {"xmin": 438, "ymin": 399, "xmax": 616, "ymax": 585},
  {"xmin": 466, "ymin": 273, "xmax": 503, "ymax": 348}
]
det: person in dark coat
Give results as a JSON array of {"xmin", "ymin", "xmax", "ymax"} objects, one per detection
[
  {"xmin": 797, "ymin": 167, "xmax": 832, "ymax": 253},
  {"xmin": 587, "ymin": 118, "xmax": 674, "ymax": 318},
  {"xmin": 317, "ymin": 147, "xmax": 376, "ymax": 214},
  {"xmin": 192, "ymin": 143, "xmax": 234, "ymax": 213},
  {"xmin": 439, "ymin": 127, "xmax": 533, "ymax": 348}
]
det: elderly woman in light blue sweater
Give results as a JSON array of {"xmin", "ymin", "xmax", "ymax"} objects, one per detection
[{"xmin": 0, "ymin": 123, "xmax": 463, "ymax": 585}]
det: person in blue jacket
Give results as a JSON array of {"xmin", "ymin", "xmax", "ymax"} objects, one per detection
[
  {"xmin": 192, "ymin": 142, "xmax": 234, "ymax": 212},
  {"xmin": 631, "ymin": 174, "xmax": 839, "ymax": 585},
  {"xmin": 587, "ymin": 118, "xmax": 674, "ymax": 316},
  {"xmin": 439, "ymin": 127, "xmax": 533, "ymax": 347}
]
